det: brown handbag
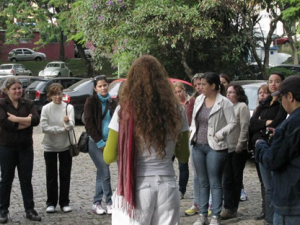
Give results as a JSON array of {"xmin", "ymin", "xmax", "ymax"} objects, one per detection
[{"xmin": 66, "ymin": 104, "xmax": 80, "ymax": 157}]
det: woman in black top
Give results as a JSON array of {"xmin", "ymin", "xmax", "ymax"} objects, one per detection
[
  {"xmin": 249, "ymin": 73, "xmax": 287, "ymax": 225},
  {"xmin": 0, "ymin": 78, "xmax": 41, "ymax": 223}
]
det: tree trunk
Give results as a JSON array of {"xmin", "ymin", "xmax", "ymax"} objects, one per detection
[
  {"xmin": 181, "ymin": 40, "xmax": 193, "ymax": 79},
  {"xmin": 59, "ymin": 30, "xmax": 65, "ymax": 61},
  {"xmin": 75, "ymin": 42, "xmax": 94, "ymax": 77}
]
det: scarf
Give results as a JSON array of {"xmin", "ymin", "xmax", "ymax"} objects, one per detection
[{"xmin": 117, "ymin": 106, "xmax": 137, "ymax": 218}]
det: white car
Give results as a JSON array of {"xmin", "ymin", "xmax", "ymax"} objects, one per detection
[{"xmin": 39, "ymin": 61, "xmax": 73, "ymax": 77}]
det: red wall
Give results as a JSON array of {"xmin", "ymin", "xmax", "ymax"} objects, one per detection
[{"xmin": 0, "ymin": 31, "xmax": 75, "ymax": 62}]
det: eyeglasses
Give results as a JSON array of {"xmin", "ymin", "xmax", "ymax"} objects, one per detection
[
  {"xmin": 94, "ymin": 75, "xmax": 107, "ymax": 80},
  {"xmin": 226, "ymin": 91, "xmax": 236, "ymax": 95}
]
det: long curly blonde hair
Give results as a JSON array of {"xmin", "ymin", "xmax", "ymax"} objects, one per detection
[{"xmin": 119, "ymin": 55, "xmax": 182, "ymax": 158}]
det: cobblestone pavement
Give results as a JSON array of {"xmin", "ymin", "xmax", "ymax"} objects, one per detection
[{"xmin": 7, "ymin": 124, "xmax": 265, "ymax": 225}]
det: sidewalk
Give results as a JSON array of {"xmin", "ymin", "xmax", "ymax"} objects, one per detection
[{"xmin": 7, "ymin": 124, "xmax": 264, "ymax": 224}]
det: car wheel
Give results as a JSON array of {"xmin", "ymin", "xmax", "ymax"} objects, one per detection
[
  {"xmin": 69, "ymin": 72, "xmax": 73, "ymax": 77},
  {"xmin": 81, "ymin": 112, "xmax": 85, "ymax": 124},
  {"xmin": 29, "ymin": 73, "xmax": 32, "ymax": 76},
  {"xmin": 11, "ymin": 58, "xmax": 17, "ymax": 62},
  {"xmin": 57, "ymin": 73, "xmax": 61, "ymax": 77},
  {"xmin": 284, "ymin": 41, "xmax": 290, "ymax": 44},
  {"xmin": 35, "ymin": 57, "xmax": 42, "ymax": 61}
]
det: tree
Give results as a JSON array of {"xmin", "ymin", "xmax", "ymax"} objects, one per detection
[
  {"xmin": 74, "ymin": 0, "xmax": 255, "ymax": 80},
  {"xmin": 281, "ymin": 0, "xmax": 300, "ymax": 64}
]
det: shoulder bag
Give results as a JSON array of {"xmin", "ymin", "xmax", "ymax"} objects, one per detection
[{"xmin": 66, "ymin": 104, "xmax": 80, "ymax": 157}]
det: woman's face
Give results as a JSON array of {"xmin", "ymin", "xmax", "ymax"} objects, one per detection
[
  {"xmin": 94, "ymin": 80, "xmax": 108, "ymax": 96},
  {"xmin": 193, "ymin": 78, "xmax": 202, "ymax": 95},
  {"xmin": 220, "ymin": 77, "xmax": 229, "ymax": 89},
  {"xmin": 258, "ymin": 88, "xmax": 270, "ymax": 101},
  {"xmin": 51, "ymin": 91, "xmax": 63, "ymax": 104},
  {"xmin": 7, "ymin": 83, "xmax": 22, "ymax": 101},
  {"xmin": 226, "ymin": 86, "xmax": 238, "ymax": 104},
  {"xmin": 174, "ymin": 86, "xmax": 186, "ymax": 101},
  {"xmin": 200, "ymin": 78, "xmax": 215, "ymax": 96},
  {"xmin": 268, "ymin": 74, "xmax": 282, "ymax": 93}
]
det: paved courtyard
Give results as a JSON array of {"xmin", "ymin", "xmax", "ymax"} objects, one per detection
[{"xmin": 7, "ymin": 124, "xmax": 265, "ymax": 224}]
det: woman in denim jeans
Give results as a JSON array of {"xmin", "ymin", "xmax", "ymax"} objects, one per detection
[
  {"xmin": 84, "ymin": 75, "xmax": 117, "ymax": 215},
  {"xmin": 190, "ymin": 72, "xmax": 236, "ymax": 225}
]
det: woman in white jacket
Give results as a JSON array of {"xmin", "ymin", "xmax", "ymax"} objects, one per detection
[
  {"xmin": 190, "ymin": 72, "xmax": 236, "ymax": 225},
  {"xmin": 40, "ymin": 83, "xmax": 75, "ymax": 214}
]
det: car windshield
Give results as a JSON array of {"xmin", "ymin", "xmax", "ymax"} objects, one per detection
[{"xmin": 46, "ymin": 63, "xmax": 60, "ymax": 68}]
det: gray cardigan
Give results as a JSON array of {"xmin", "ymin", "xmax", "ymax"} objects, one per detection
[{"xmin": 227, "ymin": 102, "xmax": 250, "ymax": 153}]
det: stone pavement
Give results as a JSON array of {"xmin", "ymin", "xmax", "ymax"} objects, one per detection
[{"xmin": 7, "ymin": 124, "xmax": 265, "ymax": 225}]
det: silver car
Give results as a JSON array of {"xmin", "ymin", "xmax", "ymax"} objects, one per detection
[
  {"xmin": 0, "ymin": 64, "xmax": 32, "ymax": 76},
  {"xmin": 38, "ymin": 61, "xmax": 73, "ymax": 77},
  {"xmin": 8, "ymin": 48, "xmax": 46, "ymax": 62}
]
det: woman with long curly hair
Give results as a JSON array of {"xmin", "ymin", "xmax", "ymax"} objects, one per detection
[{"xmin": 104, "ymin": 55, "xmax": 190, "ymax": 225}]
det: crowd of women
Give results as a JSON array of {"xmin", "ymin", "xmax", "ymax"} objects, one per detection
[{"xmin": 0, "ymin": 54, "xmax": 288, "ymax": 225}]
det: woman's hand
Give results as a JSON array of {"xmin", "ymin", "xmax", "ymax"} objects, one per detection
[
  {"xmin": 266, "ymin": 127, "xmax": 276, "ymax": 137},
  {"xmin": 266, "ymin": 120, "xmax": 273, "ymax": 126},
  {"xmin": 64, "ymin": 116, "xmax": 70, "ymax": 123},
  {"xmin": 7, "ymin": 112, "xmax": 17, "ymax": 122}
]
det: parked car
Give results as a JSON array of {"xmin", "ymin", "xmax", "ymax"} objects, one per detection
[
  {"xmin": 273, "ymin": 37, "xmax": 289, "ymax": 45},
  {"xmin": 241, "ymin": 81, "xmax": 267, "ymax": 116},
  {"xmin": 24, "ymin": 77, "xmax": 83, "ymax": 112},
  {"xmin": 62, "ymin": 77, "xmax": 193, "ymax": 124},
  {"xmin": 0, "ymin": 75, "xmax": 44, "ymax": 98},
  {"xmin": 0, "ymin": 63, "xmax": 32, "ymax": 76},
  {"xmin": 39, "ymin": 61, "xmax": 73, "ymax": 77},
  {"xmin": 272, "ymin": 64, "xmax": 300, "ymax": 75},
  {"xmin": 8, "ymin": 48, "xmax": 46, "ymax": 62}
]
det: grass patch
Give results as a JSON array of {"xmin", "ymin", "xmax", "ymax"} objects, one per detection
[{"xmin": 20, "ymin": 58, "xmax": 117, "ymax": 77}]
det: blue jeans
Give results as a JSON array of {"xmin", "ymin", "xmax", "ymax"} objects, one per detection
[
  {"xmin": 260, "ymin": 163, "xmax": 273, "ymax": 224},
  {"xmin": 273, "ymin": 213, "xmax": 300, "ymax": 225},
  {"xmin": 88, "ymin": 137, "xmax": 112, "ymax": 205},
  {"xmin": 190, "ymin": 144, "xmax": 200, "ymax": 206},
  {"xmin": 192, "ymin": 144, "xmax": 227, "ymax": 217},
  {"xmin": 0, "ymin": 145, "xmax": 35, "ymax": 213}
]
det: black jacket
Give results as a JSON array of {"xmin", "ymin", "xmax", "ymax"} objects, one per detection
[
  {"xmin": 84, "ymin": 93, "xmax": 116, "ymax": 143},
  {"xmin": 0, "ymin": 97, "xmax": 40, "ymax": 147}
]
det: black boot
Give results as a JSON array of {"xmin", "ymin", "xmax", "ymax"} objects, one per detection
[
  {"xmin": 25, "ymin": 210, "xmax": 41, "ymax": 222},
  {"xmin": 255, "ymin": 183, "xmax": 266, "ymax": 220},
  {"xmin": 0, "ymin": 212, "xmax": 8, "ymax": 224}
]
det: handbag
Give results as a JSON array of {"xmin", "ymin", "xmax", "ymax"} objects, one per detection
[
  {"xmin": 66, "ymin": 104, "xmax": 80, "ymax": 157},
  {"xmin": 78, "ymin": 131, "xmax": 89, "ymax": 153}
]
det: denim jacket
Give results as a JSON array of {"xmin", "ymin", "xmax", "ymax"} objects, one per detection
[{"xmin": 255, "ymin": 106, "xmax": 300, "ymax": 216}]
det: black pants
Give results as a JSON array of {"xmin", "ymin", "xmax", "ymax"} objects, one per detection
[
  {"xmin": 222, "ymin": 150, "xmax": 248, "ymax": 212},
  {"xmin": 0, "ymin": 145, "xmax": 35, "ymax": 213},
  {"xmin": 172, "ymin": 156, "xmax": 189, "ymax": 195},
  {"xmin": 44, "ymin": 150, "xmax": 72, "ymax": 208}
]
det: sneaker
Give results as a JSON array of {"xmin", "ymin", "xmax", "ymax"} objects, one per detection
[
  {"xmin": 220, "ymin": 209, "xmax": 236, "ymax": 220},
  {"xmin": 240, "ymin": 189, "xmax": 247, "ymax": 201},
  {"xmin": 210, "ymin": 215, "xmax": 220, "ymax": 225},
  {"xmin": 106, "ymin": 205, "xmax": 113, "ymax": 215},
  {"xmin": 62, "ymin": 206, "xmax": 72, "ymax": 213},
  {"xmin": 25, "ymin": 210, "xmax": 41, "ymax": 222},
  {"xmin": 92, "ymin": 203, "xmax": 106, "ymax": 215},
  {"xmin": 46, "ymin": 206, "xmax": 55, "ymax": 213},
  {"xmin": 193, "ymin": 214, "xmax": 208, "ymax": 225},
  {"xmin": 0, "ymin": 212, "xmax": 8, "ymax": 224},
  {"xmin": 185, "ymin": 204, "xmax": 200, "ymax": 216}
]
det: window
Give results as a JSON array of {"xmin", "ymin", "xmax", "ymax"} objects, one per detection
[
  {"xmin": 23, "ymin": 49, "xmax": 33, "ymax": 54},
  {"xmin": 0, "ymin": 65, "xmax": 12, "ymax": 69},
  {"xmin": 15, "ymin": 49, "xmax": 23, "ymax": 55}
]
